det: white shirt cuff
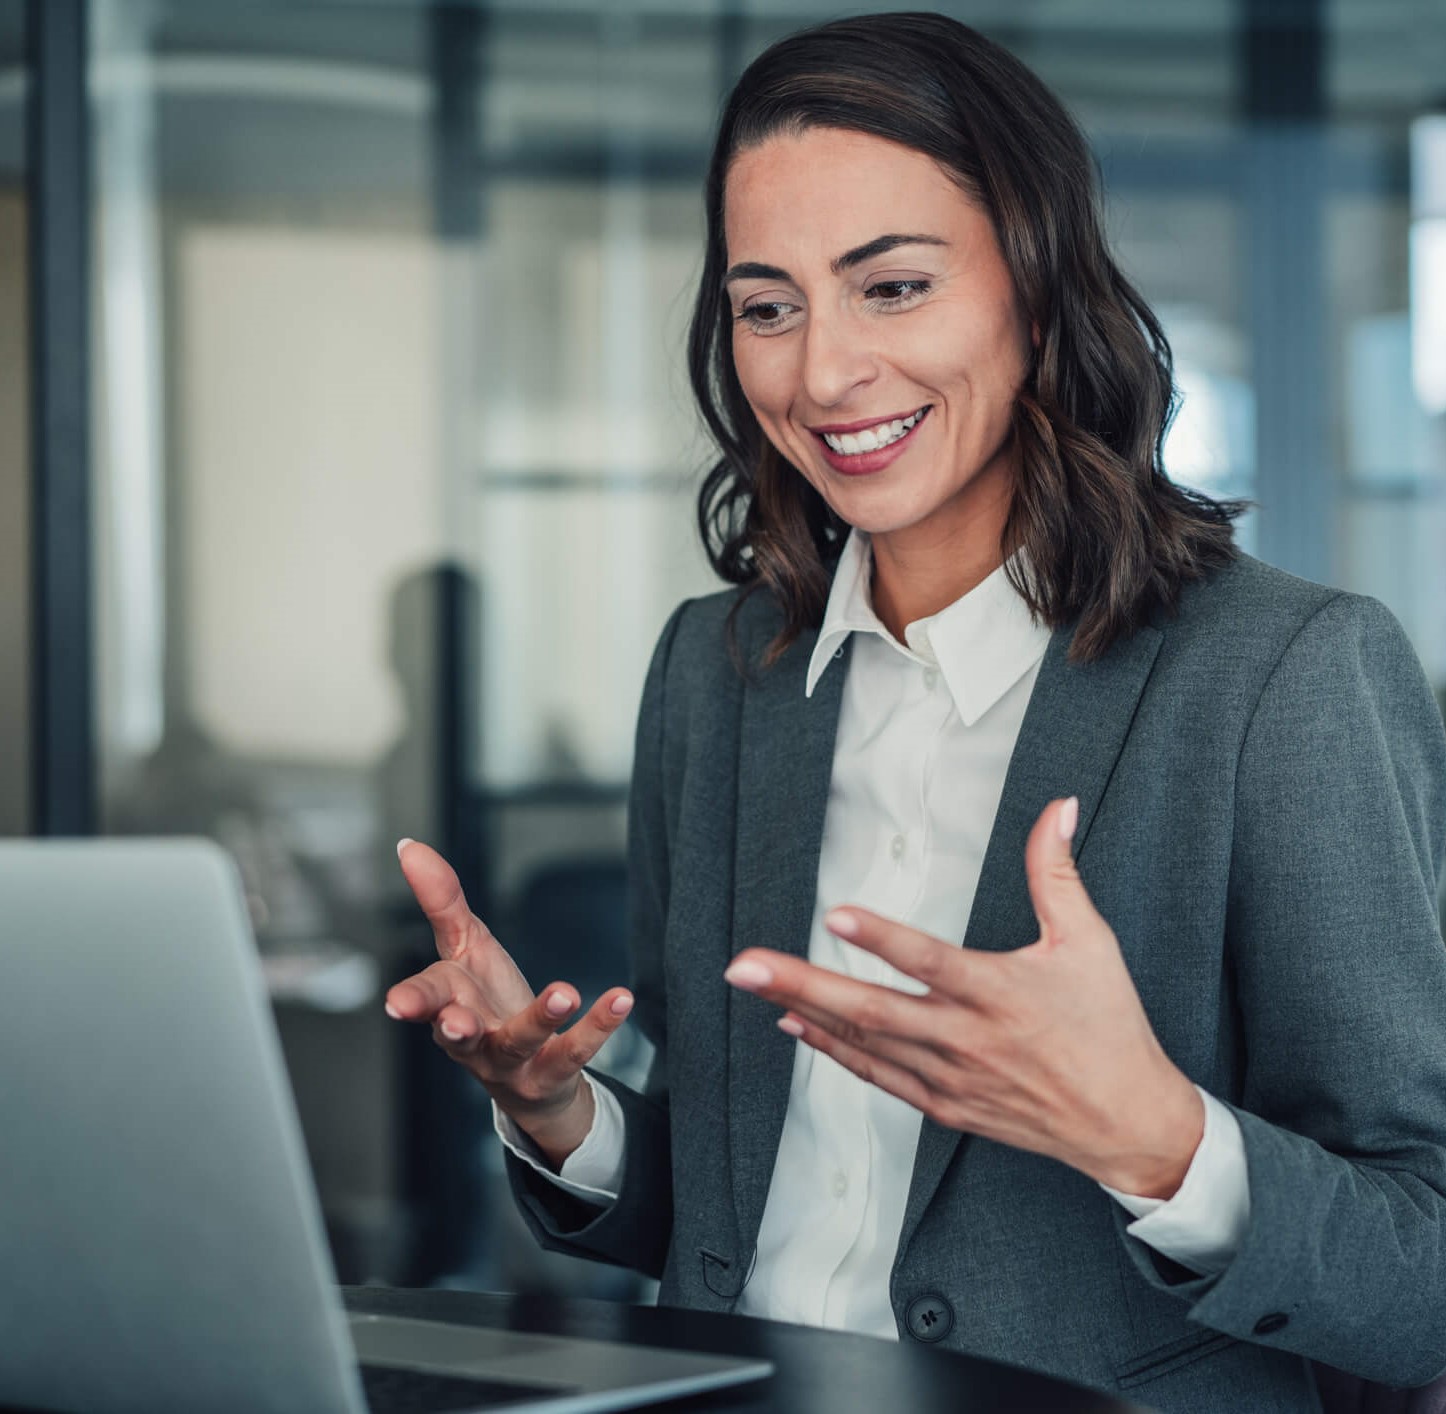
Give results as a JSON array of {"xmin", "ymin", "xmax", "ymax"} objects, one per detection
[
  {"xmin": 492, "ymin": 1071, "xmax": 626, "ymax": 1203},
  {"xmin": 1100, "ymin": 1086, "xmax": 1250, "ymax": 1276}
]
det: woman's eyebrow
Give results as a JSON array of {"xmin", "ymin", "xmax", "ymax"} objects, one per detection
[
  {"xmin": 832, "ymin": 233, "xmax": 947, "ymax": 272},
  {"xmin": 722, "ymin": 260, "xmax": 791, "ymax": 286},
  {"xmin": 722, "ymin": 233, "xmax": 948, "ymax": 287}
]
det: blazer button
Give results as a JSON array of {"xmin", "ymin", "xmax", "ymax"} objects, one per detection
[
  {"xmin": 1253, "ymin": 1312, "xmax": 1289, "ymax": 1336},
  {"xmin": 906, "ymin": 1294, "xmax": 954, "ymax": 1343}
]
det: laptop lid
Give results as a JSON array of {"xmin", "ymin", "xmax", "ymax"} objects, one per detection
[
  {"xmin": 0, "ymin": 838, "xmax": 365, "ymax": 1414},
  {"xmin": 0, "ymin": 838, "xmax": 771, "ymax": 1414}
]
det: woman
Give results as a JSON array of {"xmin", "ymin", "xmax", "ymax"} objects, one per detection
[{"xmin": 385, "ymin": 14, "xmax": 1446, "ymax": 1409}]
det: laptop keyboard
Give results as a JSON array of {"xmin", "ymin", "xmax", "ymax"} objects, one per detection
[{"xmin": 360, "ymin": 1362, "xmax": 573, "ymax": 1412}]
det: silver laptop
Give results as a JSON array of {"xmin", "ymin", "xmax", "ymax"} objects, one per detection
[{"xmin": 0, "ymin": 839, "xmax": 771, "ymax": 1413}]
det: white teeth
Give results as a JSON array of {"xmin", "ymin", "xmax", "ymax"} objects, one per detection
[{"xmin": 821, "ymin": 407, "xmax": 925, "ymax": 456}]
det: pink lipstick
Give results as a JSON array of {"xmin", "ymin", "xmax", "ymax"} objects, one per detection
[{"xmin": 811, "ymin": 405, "xmax": 931, "ymax": 477}]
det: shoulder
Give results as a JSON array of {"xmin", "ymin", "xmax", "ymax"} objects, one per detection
[
  {"xmin": 1125, "ymin": 553, "xmax": 1445, "ymax": 762},
  {"xmin": 1160, "ymin": 551, "xmax": 1411, "ymax": 677},
  {"xmin": 636, "ymin": 583, "xmax": 768, "ymax": 731},
  {"xmin": 633, "ymin": 586, "xmax": 791, "ymax": 798},
  {"xmin": 1165, "ymin": 552, "xmax": 1341, "ymax": 654},
  {"xmin": 1160, "ymin": 554, "xmax": 1442, "ymax": 757},
  {"xmin": 652, "ymin": 582, "xmax": 788, "ymax": 687},
  {"xmin": 664, "ymin": 584, "xmax": 746, "ymax": 662}
]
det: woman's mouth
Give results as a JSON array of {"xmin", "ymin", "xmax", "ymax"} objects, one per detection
[{"xmin": 812, "ymin": 405, "xmax": 931, "ymax": 476}]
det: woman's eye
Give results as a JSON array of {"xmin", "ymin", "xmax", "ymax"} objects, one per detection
[
  {"xmin": 865, "ymin": 279, "xmax": 931, "ymax": 305},
  {"xmin": 736, "ymin": 301, "xmax": 799, "ymax": 334}
]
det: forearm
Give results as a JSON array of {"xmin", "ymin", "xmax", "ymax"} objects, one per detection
[
  {"xmin": 1114, "ymin": 1105, "xmax": 1446, "ymax": 1386},
  {"xmin": 495, "ymin": 1072, "xmax": 626, "ymax": 1199},
  {"xmin": 505, "ymin": 1071, "xmax": 674, "ymax": 1279},
  {"xmin": 1077, "ymin": 1058, "xmax": 1205, "ymax": 1200},
  {"xmin": 1101, "ymin": 1087, "xmax": 1249, "ymax": 1276},
  {"xmin": 500, "ymin": 1075, "xmax": 602, "ymax": 1174},
  {"xmin": 1185, "ymin": 592, "xmax": 1446, "ymax": 1384}
]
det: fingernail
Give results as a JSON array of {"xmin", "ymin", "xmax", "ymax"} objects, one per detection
[
  {"xmin": 609, "ymin": 994, "xmax": 634, "ymax": 1017},
  {"xmin": 545, "ymin": 991, "xmax": 574, "ymax": 1017},
  {"xmin": 440, "ymin": 1021, "xmax": 463, "ymax": 1041},
  {"xmin": 384, "ymin": 1002, "xmax": 402, "ymax": 1020},
  {"xmin": 1058, "ymin": 796, "xmax": 1079, "ymax": 842},
  {"xmin": 778, "ymin": 1015, "xmax": 804, "ymax": 1037},
  {"xmin": 724, "ymin": 958, "xmax": 773, "ymax": 989},
  {"xmin": 396, "ymin": 837, "xmax": 414, "ymax": 860},
  {"xmin": 824, "ymin": 908, "xmax": 858, "ymax": 938}
]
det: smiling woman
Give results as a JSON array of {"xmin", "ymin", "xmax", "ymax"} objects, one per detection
[
  {"xmin": 721, "ymin": 129, "xmax": 1032, "ymax": 642},
  {"xmin": 689, "ymin": 18, "xmax": 1246, "ymax": 668},
  {"xmin": 385, "ymin": 13, "xmax": 1446, "ymax": 1413}
]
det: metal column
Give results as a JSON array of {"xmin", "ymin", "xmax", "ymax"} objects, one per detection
[
  {"xmin": 1242, "ymin": 0, "xmax": 1331, "ymax": 583},
  {"xmin": 27, "ymin": 0, "xmax": 95, "ymax": 835}
]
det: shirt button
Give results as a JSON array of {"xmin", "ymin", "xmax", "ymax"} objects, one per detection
[
  {"xmin": 890, "ymin": 834, "xmax": 905, "ymax": 861},
  {"xmin": 832, "ymin": 1172, "xmax": 848, "ymax": 1199},
  {"xmin": 923, "ymin": 668, "xmax": 938, "ymax": 690},
  {"xmin": 833, "ymin": 645, "xmax": 845, "ymax": 660}
]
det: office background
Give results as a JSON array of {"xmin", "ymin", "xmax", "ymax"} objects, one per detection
[{"xmin": 2, "ymin": 0, "xmax": 1444, "ymax": 1295}]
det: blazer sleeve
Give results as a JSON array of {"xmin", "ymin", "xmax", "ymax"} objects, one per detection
[
  {"xmin": 1113, "ymin": 591, "xmax": 1446, "ymax": 1386},
  {"xmin": 503, "ymin": 602, "xmax": 686, "ymax": 1279}
]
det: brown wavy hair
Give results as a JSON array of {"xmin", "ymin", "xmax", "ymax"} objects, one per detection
[{"xmin": 688, "ymin": 12, "xmax": 1249, "ymax": 667}]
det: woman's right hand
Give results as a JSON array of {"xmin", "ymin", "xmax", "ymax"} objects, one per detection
[{"xmin": 384, "ymin": 838, "xmax": 634, "ymax": 1169}]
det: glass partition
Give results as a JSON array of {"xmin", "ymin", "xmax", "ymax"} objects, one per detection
[
  {"xmin": 82, "ymin": 0, "xmax": 1446, "ymax": 1291},
  {"xmin": 1328, "ymin": 0, "xmax": 1446, "ymax": 685}
]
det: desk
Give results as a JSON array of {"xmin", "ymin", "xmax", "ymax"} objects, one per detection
[{"xmin": 343, "ymin": 1286, "xmax": 1156, "ymax": 1413}]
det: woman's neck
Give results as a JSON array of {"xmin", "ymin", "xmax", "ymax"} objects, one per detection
[
  {"xmin": 867, "ymin": 478, "xmax": 1013, "ymax": 642},
  {"xmin": 863, "ymin": 443, "xmax": 1018, "ymax": 643},
  {"xmin": 869, "ymin": 537, "xmax": 1005, "ymax": 643}
]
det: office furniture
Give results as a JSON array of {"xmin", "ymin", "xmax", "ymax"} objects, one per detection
[{"xmin": 341, "ymin": 1286, "xmax": 1154, "ymax": 1413}]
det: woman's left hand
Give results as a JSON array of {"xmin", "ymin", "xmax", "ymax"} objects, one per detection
[{"xmin": 723, "ymin": 797, "xmax": 1204, "ymax": 1199}]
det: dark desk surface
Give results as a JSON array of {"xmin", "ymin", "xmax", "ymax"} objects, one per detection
[{"xmin": 344, "ymin": 1286, "xmax": 1156, "ymax": 1414}]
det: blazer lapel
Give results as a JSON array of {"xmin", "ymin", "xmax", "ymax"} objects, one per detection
[
  {"xmin": 729, "ymin": 624, "xmax": 849, "ymax": 1263},
  {"xmin": 897, "ymin": 618, "xmax": 1164, "ymax": 1258}
]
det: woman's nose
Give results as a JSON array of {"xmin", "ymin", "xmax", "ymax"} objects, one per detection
[{"xmin": 800, "ymin": 309, "xmax": 877, "ymax": 409}]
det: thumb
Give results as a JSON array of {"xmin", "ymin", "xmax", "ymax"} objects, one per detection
[{"xmin": 1023, "ymin": 796, "xmax": 1097, "ymax": 945}]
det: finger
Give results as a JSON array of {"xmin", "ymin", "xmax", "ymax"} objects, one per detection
[
  {"xmin": 482, "ymin": 984, "xmax": 585, "ymax": 1068},
  {"xmin": 432, "ymin": 1001, "xmax": 487, "ymax": 1051},
  {"xmin": 396, "ymin": 839, "xmax": 534, "ymax": 1011},
  {"xmin": 820, "ymin": 906, "xmax": 987, "ymax": 1006},
  {"xmin": 395, "ymin": 838, "xmax": 491, "ymax": 964},
  {"xmin": 724, "ymin": 950, "xmax": 932, "ymax": 1041},
  {"xmin": 1023, "ymin": 796, "xmax": 1096, "ymax": 945},
  {"xmin": 779, "ymin": 1011, "xmax": 942, "ymax": 1118},
  {"xmin": 532, "ymin": 988, "xmax": 636, "ymax": 1085},
  {"xmin": 783, "ymin": 994, "xmax": 958, "ymax": 1089},
  {"xmin": 385, "ymin": 959, "xmax": 493, "ymax": 1024}
]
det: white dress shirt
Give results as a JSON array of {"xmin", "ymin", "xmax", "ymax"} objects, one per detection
[{"xmin": 499, "ymin": 529, "xmax": 1250, "ymax": 1336}]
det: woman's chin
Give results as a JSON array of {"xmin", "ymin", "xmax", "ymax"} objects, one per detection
[{"xmin": 818, "ymin": 484, "xmax": 936, "ymax": 539}]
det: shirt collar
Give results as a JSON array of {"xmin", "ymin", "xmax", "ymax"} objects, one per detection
[{"xmin": 805, "ymin": 529, "xmax": 1054, "ymax": 726}]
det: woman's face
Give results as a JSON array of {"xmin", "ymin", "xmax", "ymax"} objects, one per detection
[{"xmin": 723, "ymin": 127, "xmax": 1031, "ymax": 559}]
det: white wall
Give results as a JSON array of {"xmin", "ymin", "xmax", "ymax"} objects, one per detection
[{"xmin": 176, "ymin": 223, "xmax": 446, "ymax": 765}]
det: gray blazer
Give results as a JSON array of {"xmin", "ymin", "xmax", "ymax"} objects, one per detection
[{"xmin": 507, "ymin": 552, "xmax": 1446, "ymax": 1412}]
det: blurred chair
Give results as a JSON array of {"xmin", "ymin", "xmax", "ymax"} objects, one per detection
[
  {"xmin": 511, "ymin": 855, "xmax": 647, "ymax": 1088},
  {"xmin": 434, "ymin": 852, "xmax": 651, "ymax": 1301}
]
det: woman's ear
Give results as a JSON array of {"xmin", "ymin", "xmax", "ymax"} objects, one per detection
[{"xmin": 1030, "ymin": 320, "xmax": 1041, "ymax": 349}]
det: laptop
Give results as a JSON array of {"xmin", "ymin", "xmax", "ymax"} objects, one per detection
[{"xmin": 0, "ymin": 838, "xmax": 772, "ymax": 1413}]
